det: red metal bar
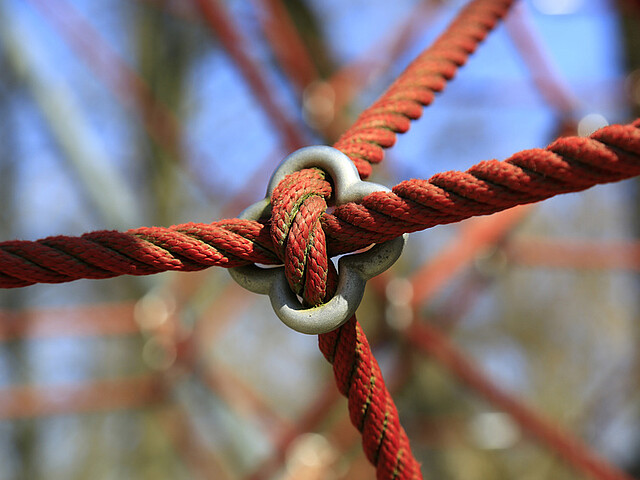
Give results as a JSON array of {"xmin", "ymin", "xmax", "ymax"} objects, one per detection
[
  {"xmin": 194, "ymin": 0, "xmax": 307, "ymax": 152},
  {"xmin": 400, "ymin": 201, "xmax": 633, "ymax": 479},
  {"xmin": 407, "ymin": 322, "xmax": 634, "ymax": 480},
  {"xmin": 197, "ymin": 363, "xmax": 292, "ymax": 443},
  {"xmin": 504, "ymin": 2, "xmax": 578, "ymax": 115},
  {"xmin": 147, "ymin": 275, "xmax": 292, "ymax": 446},
  {"xmin": 0, "ymin": 302, "xmax": 139, "ymax": 341},
  {"xmin": 253, "ymin": 0, "xmax": 319, "ymax": 93},
  {"xmin": 159, "ymin": 406, "xmax": 233, "ymax": 480},
  {"xmin": 134, "ymin": 274, "xmax": 288, "ymax": 441},
  {"xmin": 191, "ymin": 283, "xmax": 255, "ymax": 352},
  {"xmin": 243, "ymin": 383, "xmax": 342, "ymax": 480},
  {"xmin": 0, "ymin": 375, "xmax": 164, "ymax": 419},
  {"xmin": 503, "ymin": 238, "xmax": 640, "ymax": 270},
  {"xmin": 409, "ymin": 205, "xmax": 532, "ymax": 307}
]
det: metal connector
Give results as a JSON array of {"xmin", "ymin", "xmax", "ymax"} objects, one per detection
[{"xmin": 229, "ymin": 146, "xmax": 406, "ymax": 334}]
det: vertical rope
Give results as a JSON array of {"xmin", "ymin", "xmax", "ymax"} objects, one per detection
[{"xmin": 318, "ymin": 315, "xmax": 422, "ymax": 479}]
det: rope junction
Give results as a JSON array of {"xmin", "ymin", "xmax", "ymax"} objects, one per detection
[
  {"xmin": 1, "ymin": 120, "xmax": 638, "ymax": 288},
  {"xmin": 1, "ymin": 0, "xmax": 638, "ymax": 478}
]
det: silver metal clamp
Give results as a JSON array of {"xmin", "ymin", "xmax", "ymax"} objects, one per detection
[{"xmin": 229, "ymin": 146, "xmax": 406, "ymax": 335}]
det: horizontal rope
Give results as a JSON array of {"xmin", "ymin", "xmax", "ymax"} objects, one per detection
[
  {"xmin": 0, "ymin": 0, "xmax": 518, "ymax": 292},
  {"xmin": 1, "ymin": 120, "xmax": 637, "ymax": 288},
  {"xmin": 326, "ymin": 120, "xmax": 640, "ymax": 253}
]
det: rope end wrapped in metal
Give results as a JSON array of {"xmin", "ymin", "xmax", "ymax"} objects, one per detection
[{"xmin": 229, "ymin": 146, "xmax": 406, "ymax": 334}]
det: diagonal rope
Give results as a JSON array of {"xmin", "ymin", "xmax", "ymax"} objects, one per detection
[
  {"xmin": 194, "ymin": 0, "xmax": 307, "ymax": 152},
  {"xmin": 334, "ymin": 0, "xmax": 514, "ymax": 178},
  {"xmin": 319, "ymin": 314, "xmax": 422, "ymax": 479}
]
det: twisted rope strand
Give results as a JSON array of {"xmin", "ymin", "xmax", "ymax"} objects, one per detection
[
  {"xmin": 195, "ymin": 0, "xmax": 513, "ymax": 297},
  {"xmin": 0, "ymin": 121, "xmax": 638, "ymax": 288},
  {"xmin": 1, "ymin": 2, "xmax": 632, "ymax": 479},
  {"xmin": 0, "ymin": 0, "xmax": 519, "ymax": 292},
  {"xmin": 269, "ymin": 167, "xmax": 332, "ymax": 304},
  {"xmin": 325, "ymin": 121, "xmax": 640, "ymax": 253},
  {"xmin": 0, "ymin": 220, "xmax": 277, "ymax": 288},
  {"xmin": 334, "ymin": 0, "xmax": 514, "ymax": 178},
  {"xmin": 317, "ymin": 269, "xmax": 422, "ymax": 479}
]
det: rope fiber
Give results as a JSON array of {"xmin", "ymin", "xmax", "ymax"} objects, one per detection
[
  {"xmin": 1, "ymin": 0, "xmax": 638, "ymax": 478},
  {"xmin": 335, "ymin": 0, "xmax": 515, "ymax": 178},
  {"xmin": 1, "ymin": 120, "xmax": 637, "ymax": 289}
]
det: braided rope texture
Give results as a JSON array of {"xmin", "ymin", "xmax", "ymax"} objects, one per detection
[
  {"xmin": 1, "ymin": 120, "xmax": 638, "ymax": 289},
  {"xmin": 333, "ymin": 0, "xmax": 515, "ymax": 178},
  {"xmin": 0, "ymin": 0, "xmax": 518, "ymax": 291},
  {"xmin": 320, "ymin": 316, "xmax": 422, "ymax": 480},
  {"xmin": 269, "ymin": 167, "xmax": 332, "ymax": 305},
  {"xmin": 325, "ymin": 120, "xmax": 640, "ymax": 253},
  {"xmin": 0, "ymin": 1, "xmax": 637, "ymax": 478},
  {"xmin": 269, "ymin": 166, "xmax": 424, "ymax": 477}
]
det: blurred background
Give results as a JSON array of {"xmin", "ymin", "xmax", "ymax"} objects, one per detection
[{"xmin": 0, "ymin": 0, "xmax": 639, "ymax": 478}]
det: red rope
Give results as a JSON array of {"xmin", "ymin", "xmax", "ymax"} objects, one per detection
[
  {"xmin": 1, "ymin": 1, "xmax": 637, "ymax": 478},
  {"xmin": 503, "ymin": 2, "xmax": 577, "ymax": 115},
  {"xmin": 319, "ymin": 316, "xmax": 422, "ymax": 479},
  {"xmin": 1, "ymin": 120, "xmax": 637, "ymax": 288},
  {"xmin": 0, "ymin": 0, "xmax": 518, "ymax": 291},
  {"xmin": 325, "ymin": 120, "xmax": 640, "ymax": 252},
  {"xmin": 334, "ymin": 0, "xmax": 515, "ymax": 178}
]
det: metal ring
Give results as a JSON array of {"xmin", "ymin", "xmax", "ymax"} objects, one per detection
[{"xmin": 229, "ymin": 146, "xmax": 406, "ymax": 335}]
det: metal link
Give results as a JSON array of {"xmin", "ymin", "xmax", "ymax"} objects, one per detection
[{"xmin": 229, "ymin": 146, "xmax": 406, "ymax": 334}]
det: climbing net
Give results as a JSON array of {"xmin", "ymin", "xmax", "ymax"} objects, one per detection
[{"xmin": 1, "ymin": 0, "xmax": 639, "ymax": 479}]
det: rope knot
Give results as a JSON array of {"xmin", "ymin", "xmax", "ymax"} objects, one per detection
[
  {"xmin": 229, "ymin": 145, "xmax": 405, "ymax": 335},
  {"xmin": 270, "ymin": 168, "xmax": 333, "ymax": 306}
]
